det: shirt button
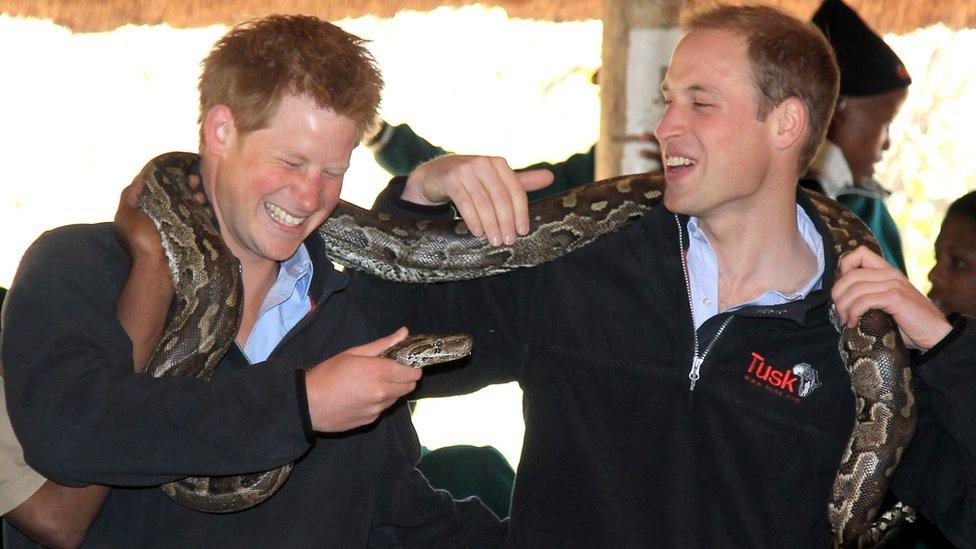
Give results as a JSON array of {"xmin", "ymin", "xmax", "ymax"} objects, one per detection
[{"xmin": 703, "ymin": 297, "xmax": 712, "ymax": 307}]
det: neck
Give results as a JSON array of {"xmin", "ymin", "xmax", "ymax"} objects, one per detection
[{"xmin": 696, "ymin": 192, "xmax": 816, "ymax": 309}]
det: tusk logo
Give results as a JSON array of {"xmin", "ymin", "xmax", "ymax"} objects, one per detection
[
  {"xmin": 745, "ymin": 352, "xmax": 821, "ymax": 402},
  {"xmin": 791, "ymin": 363, "xmax": 821, "ymax": 398}
]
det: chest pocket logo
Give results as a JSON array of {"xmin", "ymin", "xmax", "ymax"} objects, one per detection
[{"xmin": 745, "ymin": 352, "xmax": 822, "ymax": 403}]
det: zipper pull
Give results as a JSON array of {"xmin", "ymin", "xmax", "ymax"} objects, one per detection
[{"xmin": 689, "ymin": 355, "xmax": 703, "ymax": 391}]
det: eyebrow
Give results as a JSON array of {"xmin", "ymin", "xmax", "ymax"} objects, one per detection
[{"xmin": 660, "ymin": 82, "xmax": 721, "ymax": 96}]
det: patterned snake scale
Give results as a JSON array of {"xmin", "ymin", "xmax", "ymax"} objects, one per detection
[
  {"xmin": 135, "ymin": 153, "xmax": 472, "ymax": 513},
  {"xmin": 139, "ymin": 152, "xmax": 914, "ymax": 545}
]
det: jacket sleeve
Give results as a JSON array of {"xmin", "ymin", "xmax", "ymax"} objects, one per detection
[
  {"xmin": 1, "ymin": 226, "xmax": 312, "ymax": 487},
  {"xmin": 913, "ymin": 315, "xmax": 976, "ymax": 454},
  {"xmin": 370, "ymin": 123, "xmax": 449, "ymax": 176},
  {"xmin": 891, "ymin": 315, "xmax": 976, "ymax": 546}
]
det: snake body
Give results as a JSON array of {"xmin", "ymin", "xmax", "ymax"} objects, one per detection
[{"xmin": 139, "ymin": 152, "xmax": 914, "ymax": 544}]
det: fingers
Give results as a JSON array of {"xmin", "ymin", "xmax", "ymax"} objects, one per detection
[
  {"xmin": 832, "ymin": 247, "xmax": 898, "ymax": 312},
  {"xmin": 450, "ymin": 183, "xmax": 487, "ymax": 239},
  {"xmin": 458, "ymin": 160, "xmax": 508, "ymax": 245},
  {"xmin": 837, "ymin": 245, "xmax": 888, "ymax": 274},
  {"xmin": 831, "ymin": 250, "xmax": 952, "ymax": 350},
  {"xmin": 350, "ymin": 327, "xmax": 409, "ymax": 358},
  {"xmin": 117, "ymin": 175, "xmax": 144, "ymax": 212},
  {"xmin": 451, "ymin": 156, "xmax": 521, "ymax": 246},
  {"xmin": 513, "ymin": 169, "xmax": 553, "ymax": 235},
  {"xmin": 404, "ymin": 155, "xmax": 533, "ymax": 247},
  {"xmin": 187, "ymin": 174, "xmax": 209, "ymax": 205},
  {"xmin": 187, "ymin": 174, "xmax": 213, "ymax": 217},
  {"xmin": 306, "ymin": 332, "xmax": 423, "ymax": 432},
  {"xmin": 832, "ymin": 251, "xmax": 904, "ymax": 325},
  {"xmin": 832, "ymin": 273, "xmax": 906, "ymax": 327}
]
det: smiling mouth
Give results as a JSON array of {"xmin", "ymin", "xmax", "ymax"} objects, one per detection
[
  {"xmin": 265, "ymin": 202, "xmax": 306, "ymax": 228},
  {"xmin": 665, "ymin": 155, "xmax": 696, "ymax": 168},
  {"xmin": 663, "ymin": 155, "xmax": 697, "ymax": 179}
]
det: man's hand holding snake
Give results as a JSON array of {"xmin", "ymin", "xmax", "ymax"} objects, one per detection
[
  {"xmin": 832, "ymin": 246, "xmax": 952, "ymax": 352},
  {"xmin": 304, "ymin": 327, "xmax": 423, "ymax": 433},
  {"xmin": 403, "ymin": 154, "xmax": 553, "ymax": 246}
]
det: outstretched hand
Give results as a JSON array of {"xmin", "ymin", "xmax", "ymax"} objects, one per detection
[
  {"xmin": 832, "ymin": 246, "xmax": 952, "ymax": 352},
  {"xmin": 304, "ymin": 327, "xmax": 423, "ymax": 433},
  {"xmin": 403, "ymin": 155, "xmax": 553, "ymax": 247}
]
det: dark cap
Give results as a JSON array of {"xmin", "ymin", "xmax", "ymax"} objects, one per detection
[{"xmin": 812, "ymin": 0, "xmax": 911, "ymax": 97}]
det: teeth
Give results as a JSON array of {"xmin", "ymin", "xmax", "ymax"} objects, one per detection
[
  {"xmin": 665, "ymin": 156, "xmax": 695, "ymax": 167},
  {"xmin": 265, "ymin": 202, "xmax": 305, "ymax": 227}
]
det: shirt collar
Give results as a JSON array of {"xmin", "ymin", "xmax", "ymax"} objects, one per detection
[
  {"xmin": 256, "ymin": 243, "xmax": 313, "ymax": 317},
  {"xmin": 686, "ymin": 204, "xmax": 825, "ymax": 329}
]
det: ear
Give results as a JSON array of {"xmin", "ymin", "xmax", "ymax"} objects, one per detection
[
  {"xmin": 770, "ymin": 97, "xmax": 806, "ymax": 153},
  {"xmin": 826, "ymin": 97, "xmax": 847, "ymax": 139},
  {"xmin": 202, "ymin": 105, "xmax": 237, "ymax": 157}
]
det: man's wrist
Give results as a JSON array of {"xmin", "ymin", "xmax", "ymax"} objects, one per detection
[
  {"xmin": 128, "ymin": 256, "xmax": 173, "ymax": 286},
  {"xmin": 914, "ymin": 314, "xmax": 967, "ymax": 365},
  {"xmin": 403, "ymin": 164, "xmax": 448, "ymax": 206}
]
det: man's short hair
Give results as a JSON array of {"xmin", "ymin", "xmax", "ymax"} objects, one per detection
[
  {"xmin": 683, "ymin": 5, "xmax": 839, "ymax": 172},
  {"xmin": 198, "ymin": 14, "xmax": 383, "ymax": 146}
]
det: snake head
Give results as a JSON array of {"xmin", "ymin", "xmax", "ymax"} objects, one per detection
[{"xmin": 381, "ymin": 334, "xmax": 473, "ymax": 368}]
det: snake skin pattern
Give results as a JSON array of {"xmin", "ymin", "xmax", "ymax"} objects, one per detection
[
  {"xmin": 135, "ymin": 153, "xmax": 471, "ymax": 513},
  {"xmin": 139, "ymin": 152, "xmax": 914, "ymax": 544}
]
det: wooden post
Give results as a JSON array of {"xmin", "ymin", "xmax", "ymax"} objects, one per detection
[{"xmin": 597, "ymin": 0, "xmax": 684, "ymax": 179}]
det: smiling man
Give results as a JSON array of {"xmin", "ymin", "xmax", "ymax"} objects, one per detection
[
  {"xmin": 355, "ymin": 4, "xmax": 868, "ymax": 546},
  {"xmin": 1, "ymin": 15, "xmax": 503, "ymax": 548}
]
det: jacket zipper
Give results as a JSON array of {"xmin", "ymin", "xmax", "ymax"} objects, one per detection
[{"xmin": 675, "ymin": 215, "xmax": 734, "ymax": 391}]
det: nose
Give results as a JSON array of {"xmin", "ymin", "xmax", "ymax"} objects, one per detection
[
  {"xmin": 654, "ymin": 104, "xmax": 684, "ymax": 144},
  {"xmin": 880, "ymin": 125, "xmax": 892, "ymax": 152},
  {"xmin": 292, "ymin": 170, "xmax": 324, "ymax": 213},
  {"xmin": 928, "ymin": 260, "xmax": 946, "ymax": 287}
]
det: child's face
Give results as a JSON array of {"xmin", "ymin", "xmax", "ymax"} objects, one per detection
[{"xmin": 929, "ymin": 214, "xmax": 976, "ymax": 316}]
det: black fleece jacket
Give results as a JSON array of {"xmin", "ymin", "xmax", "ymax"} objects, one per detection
[
  {"xmin": 1, "ymin": 223, "xmax": 503, "ymax": 548},
  {"xmin": 892, "ymin": 314, "xmax": 976, "ymax": 548},
  {"xmin": 356, "ymin": 180, "xmax": 859, "ymax": 547}
]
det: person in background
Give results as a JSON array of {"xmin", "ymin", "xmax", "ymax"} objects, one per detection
[
  {"xmin": 804, "ymin": 0, "xmax": 912, "ymax": 273},
  {"xmin": 928, "ymin": 191, "xmax": 976, "ymax": 317}
]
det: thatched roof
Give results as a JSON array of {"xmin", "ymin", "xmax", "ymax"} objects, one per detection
[{"xmin": 4, "ymin": 0, "xmax": 975, "ymax": 34}]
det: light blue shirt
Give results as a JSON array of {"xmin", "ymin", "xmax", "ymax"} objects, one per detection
[
  {"xmin": 242, "ymin": 244, "xmax": 314, "ymax": 363},
  {"xmin": 687, "ymin": 205, "xmax": 825, "ymax": 330}
]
